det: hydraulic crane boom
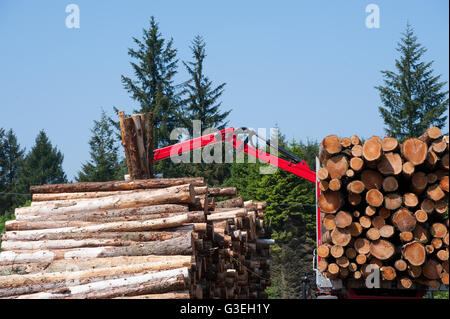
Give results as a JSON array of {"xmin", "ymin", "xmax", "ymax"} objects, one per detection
[{"xmin": 153, "ymin": 127, "xmax": 316, "ymax": 183}]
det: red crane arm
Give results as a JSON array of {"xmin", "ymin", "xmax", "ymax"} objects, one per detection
[{"xmin": 153, "ymin": 127, "xmax": 316, "ymax": 183}]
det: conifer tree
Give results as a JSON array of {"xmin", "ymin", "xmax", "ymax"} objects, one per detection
[
  {"xmin": 376, "ymin": 24, "xmax": 449, "ymax": 140},
  {"xmin": 119, "ymin": 16, "xmax": 181, "ymax": 148},
  {"xmin": 16, "ymin": 130, "xmax": 67, "ymax": 198},
  {"xmin": 0, "ymin": 128, "xmax": 25, "ymax": 214},
  {"xmin": 76, "ymin": 110, "xmax": 123, "ymax": 182}
]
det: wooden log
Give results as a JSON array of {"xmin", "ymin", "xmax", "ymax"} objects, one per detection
[
  {"xmin": 4, "ymin": 214, "xmax": 200, "ymax": 242},
  {"xmin": 32, "ymin": 189, "xmax": 150, "ymax": 202},
  {"xmin": 317, "ymin": 260, "xmax": 328, "ymax": 272},
  {"xmin": 381, "ymin": 137, "xmax": 398, "ymax": 152},
  {"xmin": 356, "ymin": 254, "xmax": 367, "ymax": 265},
  {"xmin": 15, "ymin": 204, "xmax": 189, "ymax": 223},
  {"xmin": 366, "ymin": 228, "xmax": 380, "ymax": 241},
  {"xmin": 345, "ymin": 247, "xmax": 357, "ymax": 259},
  {"xmin": 394, "ymin": 259, "xmax": 407, "ymax": 272},
  {"xmin": 336, "ymin": 256, "xmax": 349, "ymax": 268},
  {"xmin": 131, "ymin": 114, "xmax": 150, "ymax": 178},
  {"xmin": 425, "ymin": 150, "xmax": 439, "ymax": 168},
  {"xmin": 431, "ymin": 238, "xmax": 443, "ymax": 250},
  {"xmin": 427, "ymin": 173, "xmax": 438, "ymax": 185},
  {"xmin": 377, "ymin": 153, "xmax": 402, "ymax": 175},
  {"xmin": 17, "ymin": 185, "xmax": 196, "ymax": 218},
  {"xmin": 402, "ymin": 162, "xmax": 415, "ymax": 178},
  {"xmin": 430, "ymin": 223, "xmax": 447, "ymax": 238},
  {"xmin": 411, "ymin": 172, "xmax": 427, "ymax": 194},
  {"xmin": 441, "ymin": 153, "xmax": 449, "ymax": 169},
  {"xmin": 351, "ymin": 135, "xmax": 361, "ymax": 146},
  {"xmin": 418, "ymin": 126, "xmax": 442, "ymax": 145},
  {"xmin": 2, "ymin": 230, "xmax": 186, "ymax": 242},
  {"xmin": 115, "ymin": 291, "xmax": 189, "ymax": 299},
  {"xmin": 423, "ymin": 259, "xmax": 443, "ymax": 280},
  {"xmin": 8, "ymin": 255, "xmax": 191, "ymax": 274},
  {"xmin": 426, "ymin": 184, "xmax": 445, "ymax": 201},
  {"xmin": 362, "ymin": 139, "xmax": 382, "ymax": 162},
  {"xmin": 351, "ymin": 145, "xmax": 363, "ymax": 157},
  {"xmin": 146, "ymin": 112, "xmax": 154, "ymax": 178},
  {"xmin": 437, "ymin": 250, "xmax": 449, "ymax": 262},
  {"xmin": 335, "ymin": 211, "xmax": 353, "ymax": 228},
  {"xmin": 208, "ymin": 187, "xmax": 237, "ymax": 197},
  {"xmin": 403, "ymin": 242, "xmax": 426, "ymax": 266},
  {"xmin": 317, "ymin": 168, "xmax": 329, "ymax": 181},
  {"xmin": 318, "ymin": 191, "xmax": 342, "ymax": 214},
  {"xmin": 123, "ymin": 116, "xmax": 144, "ymax": 179},
  {"xmin": 207, "ymin": 208, "xmax": 247, "ymax": 221},
  {"xmin": 325, "ymin": 155, "xmax": 348, "ymax": 179},
  {"xmin": 359, "ymin": 216, "xmax": 372, "ymax": 229},
  {"xmin": 392, "ymin": 208, "xmax": 416, "ymax": 232},
  {"xmin": 340, "ymin": 137, "xmax": 352, "ymax": 148},
  {"xmin": 327, "ymin": 263, "xmax": 340, "ymax": 276},
  {"xmin": 319, "ymin": 181, "xmax": 329, "ymax": 192},
  {"xmin": 399, "ymin": 231, "xmax": 413, "ymax": 243},
  {"xmin": 440, "ymin": 176, "xmax": 449, "ymax": 193},
  {"xmin": 365, "ymin": 206, "xmax": 377, "ymax": 217},
  {"xmin": 330, "ymin": 245, "xmax": 344, "ymax": 258},
  {"xmin": 347, "ymin": 181, "xmax": 365, "ymax": 194},
  {"xmin": 317, "ymin": 245, "xmax": 330, "ymax": 258},
  {"xmin": 378, "ymin": 207, "xmax": 390, "ymax": 219},
  {"xmin": 346, "ymin": 222, "xmax": 363, "ymax": 237},
  {"xmin": 14, "ymin": 267, "xmax": 188, "ymax": 299},
  {"xmin": 382, "ymin": 176, "xmax": 398, "ymax": 192},
  {"xmin": 0, "ymin": 259, "xmax": 190, "ymax": 297},
  {"xmin": 322, "ymin": 135, "xmax": 342, "ymax": 155},
  {"xmin": 401, "ymin": 138, "xmax": 428, "ymax": 166},
  {"xmin": 361, "ymin": 170, "xmax": 383, "ymax": 190},
  {"xmin": 398, "ymin": 277, "xmax": 413, "ymax": 289},
  {"xmin": 384, "ymin": 193, "xmax": 403, "ymax": 210},
  {"xmin": 379, "ymin": 225, "xmax": 395, "ymax": 238},
  {"xmin": 381, "ymin": 266, "xmax": 397, "ymax": 280},
  {"xmin": 331, "ymin": 228, "xmax": 351, "ymax": 246},
  {"xmin": 403, "ymin": 193, "xmax": 419, "ymax": 208},
  {"xmin": 29, "ymin": 177, "xmax": 204, "ymax": 194},
  {"xmin": 323, "ymin": 215, "xmax": 336, "ymax": 231},
  {"xmin": 370, "ymin": 240, "xmax": 395, "ymax": 261},
  {"xmin": 328, "ymin": 179, "xmax": 341, "ymax": 191},
  {"xmin": 118, "ymin": 111, "xmax": 133, "ymax": 179},
  {"xmin": 414, "ymin": 210, "xmax": 428, "ymax": 223},
  {"xmin": 420, "ymin": 199, "xmax": 435, "ymax": 214},
  {"xmin": 413, "ymin": 225, "xmax": 429, "ymax": 242},
  {"xmin": 366, "ymin": 189, "xmax": 383, "ymax": 207},
  {"xmin": 354, "ymin": 238, "xmax": 371, "ymax": 255},
  {"xmin": 350, "ymin": 157, "xmax": 364, "ymax": 172},
  {"xmin": 372, "ymin": 216, "xmax": 385, "ymax": 229}
]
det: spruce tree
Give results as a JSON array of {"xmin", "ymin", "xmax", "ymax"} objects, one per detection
[
  {"xmin": 16, "ymin": 130, "xmax": 67, "ymax": 197},
  {"xmin": 0, "ymin": 128, "xmax": 25, "ymax": 214},
  {"xmin": 177, "ymin": 36, "xmax": 232, "ymax": 185},
  {"xmin": 76, "ymin": 110, "xmax": 123, "ymax": 182},
  {"xmin": 376, "ymin": 24, "xmax": 449, "ymax": 140},
  {"xmin": 119, "ymin": 16, "xmax": 181, "ymax": 148},
  {"xmin": 181, "ymin": 35, "xmax": 231, "ymax": 131}
]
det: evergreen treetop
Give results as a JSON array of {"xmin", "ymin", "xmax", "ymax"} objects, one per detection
[{"xmin": 376, "ymin": 23, "xmax": 449, "ymax": 140}]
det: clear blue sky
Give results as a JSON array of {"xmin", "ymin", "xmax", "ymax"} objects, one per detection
[{"xmin": 0, "ymin": 0, "xmax": 448, "ymax": 180}]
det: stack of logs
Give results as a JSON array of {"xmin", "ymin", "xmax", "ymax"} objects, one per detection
[
  {"xmin": 0, "ymin": 178, "xmax": 271, "ymax": 299},
  {"xmin": 317, "ymin": 126, "xmax": 449, "ymax": 290}
]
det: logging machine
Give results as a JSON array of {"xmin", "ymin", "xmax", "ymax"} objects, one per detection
[{"xmin": 152, "ymin": 127, "xmax": 439, "ymax": 299}]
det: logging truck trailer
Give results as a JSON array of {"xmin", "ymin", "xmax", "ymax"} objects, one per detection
[{"xmin": 153, "ymin": 127, "xmax": 447, "ymax": 299}]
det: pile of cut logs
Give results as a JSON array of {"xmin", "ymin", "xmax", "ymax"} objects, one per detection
[
  {"xmin": 0, "ymin": 178, "xmax": 271, "ymax": 299},
  {"xmin": 317, "ymin": 127, "xmax": 449, "ymax": 290}
]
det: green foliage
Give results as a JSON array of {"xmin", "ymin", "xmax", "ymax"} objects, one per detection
[
  {"xmin": 76, "ymin": 110, "xmax": 124, "ymax": 182},
  {"xmin": 0, "ymin": 128, "xmax": 25, "ymax": 215},
  {"xmin": 376, "ymin": 23, "xmax": 449, "ymax": 141},
  {"xmin": 15, "ymin": 130, "xmax": 67, "ymax": 204},
  {"xmin": 119, "ymin": 16, "xmax": 182, "ymax": 148}
]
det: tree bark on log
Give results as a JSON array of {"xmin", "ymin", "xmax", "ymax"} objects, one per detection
[
  {"xmin": 29, "ymin": 178, "xmax": 204, "ymax": 194},
  {"xmin": 17, "ymin": 185, "xmax": 196, "ymax": 218}
]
